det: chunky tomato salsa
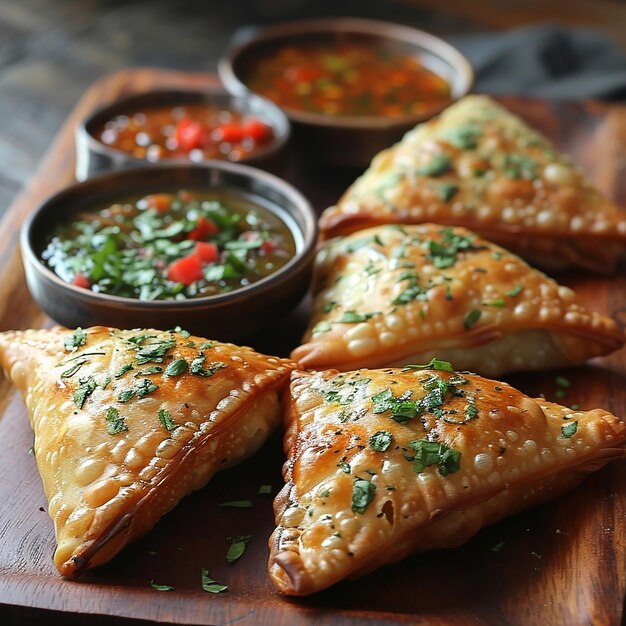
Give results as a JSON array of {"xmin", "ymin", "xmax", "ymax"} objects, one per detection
[
  {"xmin": 42, "ymin": 191, "xmax": 295, "ymax": 300},
  {"xmin": 244, "ymin": 42, "xmax": 451, "ymax": 118},
  {"xmin": 95, "ymin": 104, "xmax": 275, "ymax": 162}
]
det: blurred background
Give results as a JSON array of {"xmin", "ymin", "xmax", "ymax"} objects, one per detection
[{"xmin": 1, "ymin": 0, "xmax": 625, "ymax": 214}]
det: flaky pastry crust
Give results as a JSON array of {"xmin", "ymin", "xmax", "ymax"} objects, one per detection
[
  {"xmin": 319, "ymin": 95, "xmax": 626, "ymax": 272},
  {"xmin": 269, "ymin": 367, "xmax": 626, "ymax": 595},
  {"xmin": 0, "ymin": 326, "xmax": 295, "ymax": 578}
]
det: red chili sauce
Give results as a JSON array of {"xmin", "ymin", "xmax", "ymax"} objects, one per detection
[
  {"xmin": 95, "ymin": 104, "xmax": 275, "ymax": 162},
  {"xmin": 244, "ymin": 42, "xmax": 451, "ymax": 118}
]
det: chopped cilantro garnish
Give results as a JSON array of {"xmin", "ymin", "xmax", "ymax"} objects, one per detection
[
  {"xmin": 408, "ymin": 439, "xmax": 461, "ymax": 476},
  {"xmin": 114, "ymin": 363, "xmax": 134, "ymax": 378},
  {"xmin": 426, "ymin": 228, "xmax": 476, "ymax": 269},
  {"xmin": 134, "ymin": 366, "xmax": 163, "ymax": 376},
  {"xmin": 134, "ymin": 339, "xmax": 176, "ymax": 365},
  {"xmin": 505, "ymin": 284, "xmax": 524, "ymax": 297},
  {"xmin": 346, "ymin": 234, "xmax": 384, "ymax": 253},
  {"xmin": 401, "ymin": 358, "xmax": 454, "ymax": 373},
  {"xmin": 416, "ymin": 153, "xmax": 452, "ymax": 177},
  {"xmin": 337, "ymin": 311, "xmax": 378, "ymax": 323},
  {"xmin": 168, "ymin": 325, "xmax": 190, "ymax": 339},
  {"xmin": 64, "ymin": 328, "xmax": 86, "ymax": 353},
  {"xmin": 351, "ymin": 479, "xmax": 376, "ymax": 514},
  {"xmin": 165, "ymin": 359, "xmax": 188, "ymax": 377},
  {"xmin": 484, "ymin": 299, "xmax": 506, "ymax": 308},
  {"xmin": 136, "ymin": 378, "xmax": 159, "ymax": 398},
  {"xmin": 74, "ymin": 376, "xmax": 97, "ymax": 408},
  {"xmin": 150, "ymin": 581, "xmax": 174, "ymax": 591},
  {"xmin": 443, "ymin": 124, "xmax": 482, "ymax": 150},
  {"xmin": 197, "ymin": 341, "xmax": 213, "ymax": 350},
  {"xmin": 118, "ymin": 389, "xmax": 135, "ymax": 403},
  {"xmin": 226, "ymin": 535, "xmax": 251, "ymax": 563},
  {"xmin": 463, "ymin": 309, "xmax": 482, "ymax": 329},
  {"xmin": 201, "ymin": 569, "xmax": 228, "ymax": 593},
  {"xmin": 437, "ymin": 182, "xmax": 459, "ymax": 202},
  {"xmin": 555, "ymin": 376, "xmax": 571, "ymax": 388},
  {"xmin": 561, "ymin": 421, "xmax": 578, "ymax": 438},
  {"xmin": 312, "ymin": 320, "xmax": 332, "ymax": 334},
  {"xmin": 320, "ymin": 489, "xmax": 330, "ymax": 498},
  {"xmin": 323, "ymin": 300, "xmax": 337, "ymax": 313},
  {"xmin": 504, "ymin": 154, "xmax": 537, "ymax": 180},
  {"xmin": 190, "ymin": 353, "xmax": 227, "ymax": 377},
  {"xmin": 219, "ymin": 500, "xmax": 253, "ymax": 508},
  {"xmin": 60, "ymin": 359, "xmax": 86, "ymax": 379},
  {"xmin": 158, "ymin": 408, "xmax": 176, "ymax": 431},
  {"xmin": 257, "ymin": 484, "xmax": 272, "ymax": 495},
  {"xmin": 369, "ymin": 430, "xmax": 392, "ymax": 452},
  {"xmin": 105, "ymin": 407, "xmax": 128, "ymax": 435}
]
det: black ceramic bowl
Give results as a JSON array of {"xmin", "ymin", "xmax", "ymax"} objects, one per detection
[
  {"xmin": 22, "ymin": 162, "xmax": 316, "ymax": 340},
  {"xmin": 218, "ymin": 17, "xmax": 473, "ymax": 169},
  {"xmin": 75, "ymin": 87, "xmax": 291, "ymax": 181}
]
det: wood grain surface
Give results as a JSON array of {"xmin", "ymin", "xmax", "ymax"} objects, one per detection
[{"xmin": 0, "ymin": 69, "xmax": 625, "ymax": 626}]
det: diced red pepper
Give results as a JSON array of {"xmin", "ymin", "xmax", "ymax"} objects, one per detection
[
  {"xmin": 143, "ymin": 194, "xmax": 172, "ymax": 212},
  {"xmin": 187, "ymin": 216, "xmax": 219, "ymax": 240},
  {"xmin": 242, "ymin": 118, "xmax": 272, "ymax": 144},
  {"xmin": 194, "ymin": 241, "xmax": 219, "ymax": 264},
  {"xmin": 217, "ymin": 123, "xmax": 244, "ymax": 144},
  {"xmin": 260, "ymin": 239, "xmax": 277, "ymax": 254},
  {"xmin": 72, "ymin": 273, "xmax": 91, "ymax": 289},
  {"xmin": 175, "ymin": 118, "xmax": 204, "ymax": 151},
  {"xmin": 284, "ymin": 66, "xmax": 322, "ymax": 83},
  {"xmin": 167, "ymin": 254, "xmax": 204, "ymax": 285}
]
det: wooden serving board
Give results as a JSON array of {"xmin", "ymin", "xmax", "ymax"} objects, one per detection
[{"xmin": 0, "ymin": 68, "xmax": 625, "ymax": 626}]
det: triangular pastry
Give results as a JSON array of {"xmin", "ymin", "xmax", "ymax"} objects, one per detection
[
  {"xmin": 0, "ymin": 326, "xmax": 295, "ymax": 578},
  {"xmin": 292, "ymin": 224, "xmax": 623, "ymax": 375},
  {"xmin": 269, "ymin": 365, "xmax": 626, "ymax": 595},
  {"xmin": 319, "ymin": 95, "xmax": 626, "ymax": 272}
]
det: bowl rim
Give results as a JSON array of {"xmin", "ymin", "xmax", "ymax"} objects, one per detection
[
  {"xmin": 21, "ymin": 161, "xmax": 317, "ymax": 311},
  {"xmin": 218, "ymin": 16, "xmax": 474, "ymax": 130},
  {"xmin": 77, "ymin": 85, "xmax": 291, "ymax": 166}
]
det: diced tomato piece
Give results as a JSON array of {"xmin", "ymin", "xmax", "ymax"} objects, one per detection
[
  {"xmin": 178, "ymin": 189, "xmax": 194, "ymax": 202},
  {"xmin": 242, "ymin": 118, "xmax": 272, "ymax": 143},
  {"xmin": 217, "ymin": 123, "xmax": 244, "ymax": 144},
  {"xmin": 187, "ymin": 216, "xmax": 219, "ymax": 240},
  {"xmin": 194, "ymin": 242, "xmax": 219, "ymax": 264},
  {"xmin": 167, "ymin": 254, "xmax": 204, "ymax": 285},
  {"xmin": 175, "ymin": 118, "xmax": 204, "ymax": 151},
  {"xmin": 284, "ymin": 66, "xmax": 321, "ymax": 83},
  {"xmin": 261, "ymin": 239, "xmax": 277, "ymax": 254},
  {"xmin": 71, "ymin": 273, "xmax": 91, "ymax": 289},
  {"xmin": 143, "ymin": 194, "xmax": 172, "ymax": 212}
]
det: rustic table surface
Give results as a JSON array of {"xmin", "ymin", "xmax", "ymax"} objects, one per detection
[{"xmin": 1, "ymin": 1, "xmax": 626, "ymax": 625}]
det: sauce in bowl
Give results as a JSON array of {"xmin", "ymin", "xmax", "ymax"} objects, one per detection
[
  {"xmin": 244, "ymin": 42, "xmax": 451, "ymax": 118},
  {"xmin": 42, "ymin": 190, "xmax": 295, "ymax": 301},
  {"xmin": 95, "ymin": 104, "xmax": 275, "ymax": 162}
]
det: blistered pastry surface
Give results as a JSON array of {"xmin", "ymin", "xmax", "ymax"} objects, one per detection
[
  {"xmin": 319, "ymin": 95, "xmax": 626, "ymax": 270},
  {"xmin": 292, "ymin": 223, "xmax": 623, "ymax": 374},
  {"xmin": 0, "ymin": 326, "xmax": 295, "ymax": 577},
  {"xmin": 269, "ymin": 368, "xmax": 626, "ymax": 595}
]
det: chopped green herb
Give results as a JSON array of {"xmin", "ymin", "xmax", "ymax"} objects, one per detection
[
  {"xmin": 555, "ymin": 376, "xmax": 571, "ymax": 388},
  {"xmin": 504, "ymin": 154, "xmax": 537, "ymax": 180},
  {"xmin": 401, "ymin": 358, "xmax": 454, "ymax": 373},
  {"xmin": 60, "ymin": 359, "xmax": 86, "ymax": 379},
  {"xmin": 561, "ymin": 421, "xmax": 578, "ymax": 438},
  {"xmin": 134, "ymin": 339, "xmax": 176, "ymax": 365},
  {"xmin": 416, "ymin": 153, "xmax": 452, "ymax": 177},
  {"xmin": 312, "ymin": 320, "xmax": 332, "ymax": 334},
  {"xmin": 74, "ymin": 376, "xmax": 97, "ymax": 409},
  {"xmin": 443, "ymin": 124, "xmax": 482, "ymax": 150},
  {"xmin": 198, "ymin": 341, "xmax": 213, "ymax": 350},
  {"xmin": 190, "ymin": 354, "xmax": 228, "ymax": 378},
  {"xmin": 570, "ymin": 404, "xmax": 580, "ymax": 411},
  {"xmin": 369, "ymin": 430, "xmax": 393, "ymax": 452},
  {"xmin": 408, "ymin": 439, "xmax": 461, "ymax": 476},
  {"xmin": 426, "ymin": 228, "xmax": 476, "ymax": 269},
  {"xmin": 165, "ymin": 359, "xmax": 188, "ymax": 377},
  {"xmin": 168, "ymin": 325, "xmax": 191, "ymax": 339},
  {"xmin": 492, "ymin": 251, "xmax": 503, "ymax": 260},
  {"xmin": 351, "ymin": 479, "xmax": 376, "ymax": 514},
  {"xmin": 555, "ymin": 389, "xmax": 567, "ymax": 399},
  {"xmin": 346, "ymin": 234, "xmax": 384, "ymax": 253},
  {"xmin": 106, "ymin": 407, "xmax": 128, "ymax": 435},
  {"xmin": 463, "ymin": 309, "xmax": 482, "ymax": 329},
  {"xmin": 136, "ymin": 378, "xmax": 159, "ymax": 398},
  {"xmin": 201, "ymin": 569, "xmax": 228, "ymax": 594},
  {"xmin": 219, "ymin": 500, "xmax": 253, "ymax": 508},
  {"xmin": 64, "ymin": 328, "xmax": 86, "ymax": 352},
  {"xmin": 150, "ymin": 581, "xmax": 174, "ymax": 591},
  {"xmin": 437, "ymin": 182, "xmax": 459, "ymax": 202},
  {"xmin": 114, "ymin": 363, "xmax": 134, "ymax": 378},
  {"xmin": 483, "ymin": 299, "xmax": 506, "ymax": 308},
  {"xmin": 323, "ymin": 300, "xmax": 337, "ymax": 313},
  {"xmin": 257, "ymin": 484, "xmax": 272, "ymax": 495},
  {"xmin": 320, "ymin": 489, "xmax": 330, "ymax": 498},
  {"xmin": 134, "ymin": 366, "xmax": 163, "ymax": 376},
  {"xmin": 337, "ymin": 310, "xmax": 379, "ymax": 323},
  {"xmin": 505, "ymin": 284, "xmax": 524, "ymax": 297},
  {"xmin": 118, "ymin": 389, "xmax": 135, "ymax": 403},
  {"xmin": 226, "ymin": 535, "xmax": 252, "ymax": 563},
  {"xmin": 465, "ymin": 396, "xmax": 478, "ymax": 421},
  {"xmin": 158, "ymin": 408, "xmax": 176, "ymax": 431}
]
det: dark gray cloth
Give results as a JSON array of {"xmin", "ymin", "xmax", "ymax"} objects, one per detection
[{"xmin": 449, "ymin": 24, "xmax": 626, "ymax": 100}]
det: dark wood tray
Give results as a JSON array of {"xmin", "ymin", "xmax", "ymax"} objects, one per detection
[{"xmin": 0, "ymin": 68, "xmax": 625, "ymax": 626}]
